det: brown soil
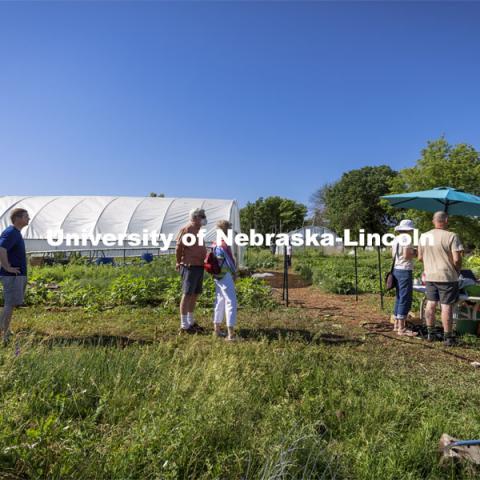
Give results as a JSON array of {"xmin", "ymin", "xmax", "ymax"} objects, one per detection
[
  {"xmin": 262, "ymin": 271, "xmax": 480, "ymax": 367},
  {"xmin": 264, "ymin": 271, "xmax": 385, "ymax": 328}
]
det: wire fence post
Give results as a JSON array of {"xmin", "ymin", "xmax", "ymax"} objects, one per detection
[
  {"xmin": 283, "ymin": 247, "xmax": 289, "ymax": 307},
  {"xmin": 377, "ymin": 246, "xmax": 384, "ymax": 310},
  {"xmin": 354, "ymin": 246, "xmax": 358, "ymax": 302}
]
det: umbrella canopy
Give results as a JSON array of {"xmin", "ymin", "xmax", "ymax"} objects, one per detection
[{"xmin": 381, "ymin": 187, "xmax": 480, "ymax": 216}]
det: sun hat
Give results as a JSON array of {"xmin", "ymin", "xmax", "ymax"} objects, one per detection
[{"xmin": 395, "ymin": 219, "xmax": 415, "ymax": 232}]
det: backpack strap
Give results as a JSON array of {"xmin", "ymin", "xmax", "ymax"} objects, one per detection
[{"xmin": 390, "ymin": 242, "xmax": 399, "ymax": 274}]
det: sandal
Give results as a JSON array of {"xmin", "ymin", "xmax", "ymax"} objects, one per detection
[{"xmin": 397, "ymin": 328, "xmax": 418, "ymax": 337}]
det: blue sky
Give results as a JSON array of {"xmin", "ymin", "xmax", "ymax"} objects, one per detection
[{"xmin": 1, "ymin": 1, "xmax": 479, "ymax": 208}]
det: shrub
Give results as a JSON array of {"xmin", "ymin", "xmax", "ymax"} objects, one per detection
[
  {"xmin": 236, "ymin": 277, "xmax": 277, "ymax": 309},
  {"xmin": 244, "ymin": 248, "xmax": 279, "ymax": 270}
]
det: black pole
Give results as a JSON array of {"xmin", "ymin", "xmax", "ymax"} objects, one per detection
[
  {"xmin": 354, "ymin": 246, "xmax": 358, "ymax": 302},
  {"xmin": 284, "ymin": 246, "xmax": 289, "ymax": 307},
  {"xmin": 377, "ymin": 246, "xmax": 384, "ymax": 310}
]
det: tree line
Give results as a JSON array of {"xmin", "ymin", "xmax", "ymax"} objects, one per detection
[{"xmin": 240, "ymin": 137, "xmax": 480, "ymax": 249}]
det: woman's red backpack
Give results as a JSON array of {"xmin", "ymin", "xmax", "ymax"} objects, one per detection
[{"xmin": 204, "ymin": 246, "xmax": 222, "ymax": 275}]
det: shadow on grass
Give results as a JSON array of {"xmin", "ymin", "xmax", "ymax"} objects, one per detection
[
  {"xmin": 238, "ymin": 327, "xmax": 363, "ymax": 346},
  {"xmin": 13, "ymin": 328, "xmax": 363, "ymax": 349},
  {"xmin": 287, "ymin": 302, "xmax": 345, "ymax": 313},
  {"xmin": 15, "ymin": 331, "xmax": 154, "ymax": 348}
]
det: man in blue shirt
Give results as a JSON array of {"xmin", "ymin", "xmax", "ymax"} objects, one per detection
[{"xmin": 0, "ymin": 208, "xmax": 30, "ymax": 345}]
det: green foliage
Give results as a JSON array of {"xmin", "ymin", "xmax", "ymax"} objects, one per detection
[
  {"xmin": 109, "ymin": 275, "xmax": 164, "ymax": 306},
  {"xmin": 294, "ymin": 249, "xmax": 424, "ymax": 296},
  {"xmin": 465, "ymin": 255, "xmax": 480, "ymax": 277},
  {"xmin": 18, "ymin": 259, "xmax": 275, "ymax": 311},
  {"xmin": 236, "ymin": 277, "xmax": 277, "ymax": 309},
  {"xmin": 244, "ymin": 247, "xmax": 280, "ymax": 270},
  {"xmin": 294, "ymin": 263, "xmax": 313, "ymax": 284},
  {"xmin": 312, "ymin": 165, "xmax": 398, "ymax": 237},
  {"xmin": 387, "ymin": 137, "xmax": 480, "ymax": 248},
  {"xmin": 240, "ymin": 196, "xmax": 307, "ymax": 235},
  {"xmin": 59, "ymin": 279, "xmax": 104, "ymax": 307}
]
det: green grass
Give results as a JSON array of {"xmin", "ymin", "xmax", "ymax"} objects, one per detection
[
  {"xmin": 1, "ymin": 255, "xmax": 480, "ymax": 478},
  {"xmin": 1, "ymin": 304, "xmax": 480, "ymax": 479}
]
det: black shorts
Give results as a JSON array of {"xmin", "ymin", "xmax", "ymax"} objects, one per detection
[
  {"xmin": 425, "ymin": 281, "xmax": 459, "ymax": 305},
  {"xmin": 180, "ymin": 265, "xmax": 204, "ymax": 295}
]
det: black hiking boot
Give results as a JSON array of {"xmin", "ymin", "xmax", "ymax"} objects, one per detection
[{"xmin": 444, "ymin": 336, "xmax": 456, "ymax": 347}]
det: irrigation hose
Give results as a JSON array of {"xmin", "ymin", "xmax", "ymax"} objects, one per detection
[{"xmin": 361, "ymin": 321, "xmax": 480, "ymax": 365}]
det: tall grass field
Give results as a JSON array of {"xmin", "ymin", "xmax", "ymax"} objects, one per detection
[{"xmin": 1, "ymin": 251, "xmax": 480, "ymax": 479}]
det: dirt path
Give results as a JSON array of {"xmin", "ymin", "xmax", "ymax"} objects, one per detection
[
  {"xmin": 264, "ymin": 271, "xmax": 386, "ymax": 328},
  {"xmin": 263, "ymin": 271, "xmax": 480, "ymax": 367}
]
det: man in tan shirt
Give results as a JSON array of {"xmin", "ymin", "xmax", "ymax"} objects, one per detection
[
  {"xmin": 418, "ymin": 211, "xmax": 463, "ymax": 346},
  {"xmin": 176, "ymin": 208, "xmax": 208, "ymax": 332}
]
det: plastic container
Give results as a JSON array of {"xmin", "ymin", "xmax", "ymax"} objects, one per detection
[
  {"xmin": 95, "ymin": 257, "xmax": 114, "ymax": 266},
  {"xmin": 141, "ymin": 253, "xmax": 154, "ymax": 263}
]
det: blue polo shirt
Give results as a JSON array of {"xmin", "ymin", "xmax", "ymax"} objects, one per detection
[{"xmin": 0, "ymin": 226, "xmax": 27, "ymax": 276}]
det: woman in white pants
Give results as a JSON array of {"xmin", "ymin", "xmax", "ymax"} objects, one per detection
[{"xmin": 213, "ymin": 220, "xmax": 238, "ymax": 341}]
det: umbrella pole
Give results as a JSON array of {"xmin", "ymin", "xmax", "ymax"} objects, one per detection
[
  {"xmin": 354, "ymin": 246, "xmax": 358, "ymax": 302},
  {"xmin": 377, "ymin": 246, "xmax": 384, "ymax": 310}
]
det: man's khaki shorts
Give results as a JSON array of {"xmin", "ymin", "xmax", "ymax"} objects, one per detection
[{"xmin": 1, "ymin": 275, "xmax": 27, "ymax": 306}]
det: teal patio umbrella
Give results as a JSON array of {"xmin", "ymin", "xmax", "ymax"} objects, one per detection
[
  {"xmin": 381, "ymin": 187, "xmax": 480, "ymax": 216},
  {"xmin": 375, "ymin": 187, "xmax": 480, "ymax": 310}
]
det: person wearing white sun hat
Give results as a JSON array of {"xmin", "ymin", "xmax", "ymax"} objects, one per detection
[{"xmin": 391, "ymin": 219, "xmax": 417, "ymax": 336}]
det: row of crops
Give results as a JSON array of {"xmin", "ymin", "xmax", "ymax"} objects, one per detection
[
  {"xmin": 12, "ymin": 248, "xmax": 480, "ymax": 310},
  {"xmin": 243, "ymin": 246, "xmax": 399, "ymax": 295},
  {"xmin": 20, "ymin": 256, "xmax": 276, "ymax": 311},
  {"xmin": 292, "ymin": 248, "xmax": 480, "ymax": 295}
]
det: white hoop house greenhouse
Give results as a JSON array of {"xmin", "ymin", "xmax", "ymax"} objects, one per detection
[{"xmin": 0, "ymin": 196, "xmax": 242, "ymax": 261}]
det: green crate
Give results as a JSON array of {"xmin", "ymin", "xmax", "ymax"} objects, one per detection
[{"xmin": 455, "ymin": 319, "xmax": 480, "ymax": 335}]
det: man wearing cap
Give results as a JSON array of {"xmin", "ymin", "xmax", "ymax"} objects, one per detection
[
  {"xmin": 418, "ymin": 211, "xmax": 463, "ymax": 346},
  {"xmin": 175, "ymin": 208, "xmax": 208, "ymax": 333},
  {"xmin": 0, "ymin": 208, "xmax": 30, "ymax": 345},
  {"xmin": 391, "ymin": 219, "xmax": 417, "ymax": 336}
]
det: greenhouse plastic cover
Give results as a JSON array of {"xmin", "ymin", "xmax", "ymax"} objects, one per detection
[{"xmin": 0, "ymin": 196, "xmax": 241, "ymax": 257}]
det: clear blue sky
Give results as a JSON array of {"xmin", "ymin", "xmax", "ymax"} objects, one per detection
[{"xmin": 1, "ymin": 1, "xmax": 479, "ymax": 208}]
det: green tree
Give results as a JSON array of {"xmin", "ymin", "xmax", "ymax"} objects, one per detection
[
  {"xmin": 387, "ymin": 137, "xmax": 480, "ymax": 249},
  {"xmin": 240, "ymin": 196, "xmax": 307, "ymax": 235},
  {"xmin": 313, "ymin": 165, "xmax": 398, "ymax": 238}
]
